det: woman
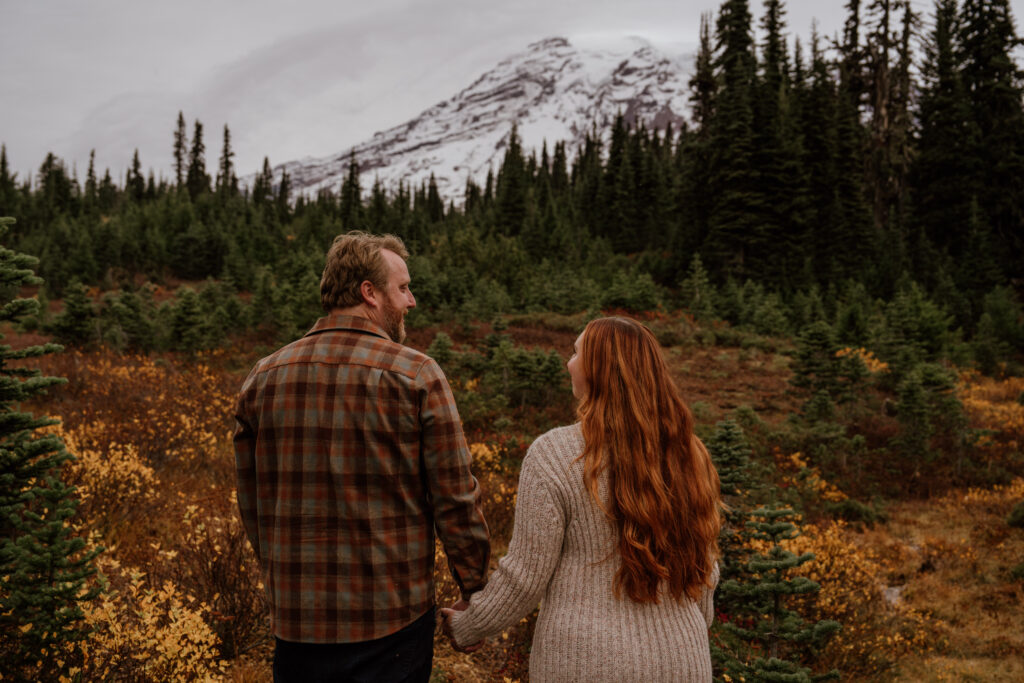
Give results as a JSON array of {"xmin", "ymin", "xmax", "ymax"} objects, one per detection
[{"xmin": 442, "ymin": 316, "xmax": 722, "ymax": 682}]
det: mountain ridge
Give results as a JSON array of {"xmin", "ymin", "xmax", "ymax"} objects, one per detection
[{"xmin": 254, "ymin": 35, "xmax": 695, "ymax": 203}]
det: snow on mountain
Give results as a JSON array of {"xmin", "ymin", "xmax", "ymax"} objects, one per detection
[{"xmin": 262, "ymin": 35, "xmax": 695, "ymax": 204}]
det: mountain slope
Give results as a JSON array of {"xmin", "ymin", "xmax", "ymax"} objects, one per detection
[{"xmin": 266, "ymin": 36, "xmax": 695, "ymax": 203}]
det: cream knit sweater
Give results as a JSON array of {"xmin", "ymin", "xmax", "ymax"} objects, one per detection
[{"xmin": 449, "ymin": 424, "xmax": 717, "ymax": 682}]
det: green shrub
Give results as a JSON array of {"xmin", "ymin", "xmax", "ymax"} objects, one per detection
[
  {"xmin": 600, "ymin": 270, "xmax": 662, "ymax": 312},
  {"xmin": 1009, "ymin": 501, "xmax": 1024, "ymax": 529},
  {"xmin": 825, "ymin": 498, "xmax": 885, "ymax": 526}
]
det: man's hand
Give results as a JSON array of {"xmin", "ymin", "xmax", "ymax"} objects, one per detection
[{"xmin": 439, "ymin": 599, "xmax": 484, "ymax": 653}]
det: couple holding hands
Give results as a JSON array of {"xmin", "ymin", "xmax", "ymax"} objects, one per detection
[{"xmin": 234, "ymin": 231, "xmax": 721, "ymax": 682}]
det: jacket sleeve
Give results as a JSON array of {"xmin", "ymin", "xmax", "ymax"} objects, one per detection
[
  {"xmin": 418, "ymin": 358, "xmax": 491, "ymax": 596},
  {"xmin": 233, "ymin": 369, "xmax": 261, "ymax": 560}
]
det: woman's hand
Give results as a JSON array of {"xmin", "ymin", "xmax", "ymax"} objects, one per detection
[{"xmin": 439, "ymin": 599, "xmax": 484, "ymax": 653}]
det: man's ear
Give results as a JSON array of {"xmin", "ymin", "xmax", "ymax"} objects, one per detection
[{"xmin": 360, "ymin": 280, "xmax": 379, "ymax": 309}]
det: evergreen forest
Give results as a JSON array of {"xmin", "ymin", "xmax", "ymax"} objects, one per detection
[{"xmin": 0, "ymin": 0, "xmax": 1020, "ymax": 358}]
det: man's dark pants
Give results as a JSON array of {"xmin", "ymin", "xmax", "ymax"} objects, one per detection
[{"xmin": 272, "ymin": 608, "xmax": 436, "ymax": 683}]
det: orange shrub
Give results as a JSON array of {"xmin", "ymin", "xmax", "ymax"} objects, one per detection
[
  {"xmin": 57, "ymin": 424, "xmax": 157, "ymax": 536},
  {"xmin": 959, "ymin": 372, "xmax": 1024, "ymax": 467},
  {"xmin": 33, "ymin": 350, "xmax": 236, "ymax": 476},
  {"xmin": 777, "ymin": 522, "xmax": 938, "ymax": 677}
]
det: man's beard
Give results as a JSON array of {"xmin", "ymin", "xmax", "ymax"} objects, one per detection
[{"xmin": 381, "ymin": 297, "xmax": 406, "ymax": 343}]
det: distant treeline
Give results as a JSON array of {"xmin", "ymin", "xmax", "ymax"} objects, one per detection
[{"xmin": 0, "ymin": 0, "xmax": 1021, "ymax": 359}]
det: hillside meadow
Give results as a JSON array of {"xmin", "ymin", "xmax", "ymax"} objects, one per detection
[{"xmin": 8, "ymin": 309, "xmax": 1022, "ymax": 682}]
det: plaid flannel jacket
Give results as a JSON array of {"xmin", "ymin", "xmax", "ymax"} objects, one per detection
[{"xmin": 234, "ymin": 314, "xmax": 490, "ymax": 643}]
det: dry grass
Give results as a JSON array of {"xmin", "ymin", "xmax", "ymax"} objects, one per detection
[
  {"xmin": 856, "ymin": 479, "xmax": 1024, "ymax": 681},
  {"xmin": 664, "ymin": 344, "xmax": 798, "ymax": 425}
]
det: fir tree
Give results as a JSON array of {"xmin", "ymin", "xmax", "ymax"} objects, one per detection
[
  {"xmin": 173, "ymin": 110, "xmax": 188, "ymax": 187},
  {"xmin": 679, "ymin": 253, "xmax": 718, "ymax": 320},
  {"xmin": 957, "ymin": 0, "xmax": 1024, "ymax": 278},
  {"xmin": 716, "ymin": 504, "xmax": 841, "ymax": 682},
  {"xmin": 216, "ymin": 124, "xmax": 237, "ymax": 198},
  {"xmin": 276, "ymin": 168, "xmax": 291, "ymax": 223},
  {"xmin": 0, "ymin": 145, "xmax": 16, "ymax": 216},
  {"xmin": 339, "ymin": 152, "xmax": 363, "ymax": 231},
  {"xmin": 676, "ymin": 13, "xmax": 717, "ymax": 264},
  {"xmin": 495, "ymin": 125, "xmax": 528, "ymax": 236},
  {"xmin": 253, "ymin": 156, "xmax": 274, "ymax": 208},
  {"xmin": 185, "ymin": 119, "xmax": 209, "ymax": 200},
  {"xmin": 170, "ymin": 287, "xmax": 207, "ymax": 353},
  {"xmin": 914, "ymin": 0, "xmax": 978, "ymax": 257},
  {"xmin": 127, "ymin": 148, "xmax": 145, "ymax": 202},
  {"xmin": 790, "ymin": 321, "xmax": 840, "ymax": 400},
  {"xmin": 705, "ymin": 420, "xmax": 759, "ymax": 584},
  {"xmin": 753, "ymin": 0, "xmax": 807, "ymax": 285},
  {"xmin": 49, "ymin": 281, "xmax": 97, "ymax": 348},
  {"xmin": 705, "ymin": 0, "xmax": 766, "ymax": 280},
  {"xmin": 0, "ymin": 217, "xmax": 102, "ymax": 680},
  {"xmin": 97, "ymin": 168, "xmax": 117, "ymax": 213}
]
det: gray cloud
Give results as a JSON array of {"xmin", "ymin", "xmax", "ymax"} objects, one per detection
[{"xmin": 3, "ymin": 0, "xmax": 1021, "ymax": 181}]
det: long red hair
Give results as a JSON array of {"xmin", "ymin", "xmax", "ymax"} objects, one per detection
[{"xmin": 576, "ymin": 316, "xmax": 721, "ymax": 604}]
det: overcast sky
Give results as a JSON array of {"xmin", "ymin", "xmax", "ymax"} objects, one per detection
[{"xmin": 2, "ymin": 0, "xmax": 1022, "ymax": 183}]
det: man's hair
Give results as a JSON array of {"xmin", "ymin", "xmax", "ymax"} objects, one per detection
[{"xmin": 320, "ymin": 231, "xmax": 410, "ymax": 312}]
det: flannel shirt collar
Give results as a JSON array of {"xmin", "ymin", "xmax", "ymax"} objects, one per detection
[{"xmin": 305, "ymin": 313, "xmax": 392, "ymax": 341}]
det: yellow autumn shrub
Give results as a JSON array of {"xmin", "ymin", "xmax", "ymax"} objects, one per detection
[
  {"xmin": 57, "ymin": 424, "xmax": 157, "ymax": 534},
  {"xmin": 959, "ymin": 372, "xmax": 1024, "ymax": 466},
  {"xmin": 783, "ymin": 521, "xmax": 937, "ymax": 676},
  {"xmin": 77, "ymin": 557, "xmax": 225, "ymax": 681},
  {"xmin": 35, "ymin": 350, "xmax": 235, "ymax": 474}
]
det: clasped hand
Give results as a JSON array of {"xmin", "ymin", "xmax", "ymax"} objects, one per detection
[{"xmin": 438, "ymin": 598, "xmax": 484, "ymax": 653}]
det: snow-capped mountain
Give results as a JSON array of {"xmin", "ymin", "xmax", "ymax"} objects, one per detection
[{"xmin": 264, "ymin": 36, "xmax": 695, "ymax": 203}]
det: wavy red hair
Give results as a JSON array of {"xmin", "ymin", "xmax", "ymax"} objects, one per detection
[{"xmin": 575, "ymin": 316, "xmax": 721, "ymax": 604}]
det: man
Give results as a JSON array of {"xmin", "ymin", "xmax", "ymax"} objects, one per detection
[{"xmin": 234, "ymin": 231, "xmax": 490, "ymax": 682}]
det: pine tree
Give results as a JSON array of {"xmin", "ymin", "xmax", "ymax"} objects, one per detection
[
  {"xmin": 339, "ymin": 152, "xmax": 363, "ymax": 231},
  {"xmin": 705, "ymin": 420, "xmax": 759, "ymax": 585},
  {"xmin": 426, "ymin": 174, "xmax": 444, "ymax": 223},
  {"xmin": 173, "ymin": 110, "xmax": 188, "ymax": 188},
  {"xmin": 216, "ymin": 124, "xmax": 238, "ymax": 199},
  {"xmin": 276, "ymin": 168, "xmax": 291, "ymax": 223},
  {"xmin": 679, "ymin": 253, "xmax": 717, "ymax": 320},
  {"xmin": 50, "ymin": 281, "xmax": 97, "ymax": 348},
  {"xmin": 957, "ymin": 0, "xmax": 1024, "ymax": 279},
  {"xmin": 791, "ymin": 320, "xmax": 839, "ymax": 399},
  {"xmin": 185, "ymin": 119, "xmax": 209, "ymax": 200},
  {"xmin": 127, "ymin": 148, "xmax": 145, "ymax": 202},
  {"xmin": 797, "ymin": 30, "xmax": 841, "ymax": 284},
  {"xmin": 863, "ymin": 0, "xmax": 917, "ymax": 240},
  {"xmin": 892, "ymin": 367, "xmax": 933, "ymax": 466},
  {"xmin": 705, "ymin": 0, "xmax": 766, "ymax": 280},
  {"xmin": 716, "ymin": 504, "xmax": 841, "ymax": 682},
  {"xmin": 253, "ymin": 157, "xmax": 274, "ymax": 209},
  {"xmin": 170, "ymin": 287, "xmax": 207, "ymax": 353},
  {"xmin": 82, "ymin": 149, "xmax": 97, "ymax": 216},
  {"xmin": 0, "ymin": 145, "xmax": 16, "ymax": 216},
  {"xmin": 495, "ymin": 125, "xmax": 528, "ymax": 236},
  {"xmin": 753, "ymin": 0, "xmax": 805, "ymax": 284},
  {"xmin": 97, "ymin": 168, "xmax": 117, "ymax": 213},
  {"xmin": 676, "ymin": 13, "xmax": 717, "ymax": 267},
  {"xmin": 914, "ymin": 0, "xmax": 977, "ymax": 259},
  {"xmin": 0, "ymin": 217, "xmax": 102, "ymax": 680}
]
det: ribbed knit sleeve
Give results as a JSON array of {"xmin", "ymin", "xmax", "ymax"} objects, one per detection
[
  {"xmin": 700, "ymin": 562, "xmax": 720, "ymax": 628},
  {"xmin": 448, "ymin": 442, "xmax": 565, "ymax": 648}
]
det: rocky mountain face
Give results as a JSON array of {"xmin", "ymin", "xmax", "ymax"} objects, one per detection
[{"xmin": 264, "ymin": 36, "xmax": 694, "ymax": 203}]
